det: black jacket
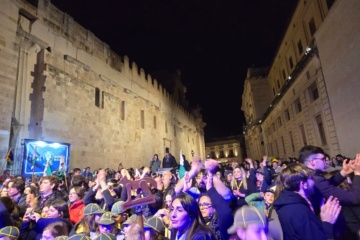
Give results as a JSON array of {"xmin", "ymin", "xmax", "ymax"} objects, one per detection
[{"xmin": 274, "ymin": 189, "xmax": 332, "ymax": 240}]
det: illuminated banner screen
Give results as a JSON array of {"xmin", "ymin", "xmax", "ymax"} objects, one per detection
[{"xmin": 22, "ymin": 139, "xmax": 70, "ymax": 178}]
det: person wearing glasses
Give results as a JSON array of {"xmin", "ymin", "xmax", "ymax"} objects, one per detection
[
  {"xmin": 169, "ymin": 193, "xmax": 216, "ymax": 240},
  {"xmin": 299, "ymin": 145, "xmax": 360, "ymax": 238}
]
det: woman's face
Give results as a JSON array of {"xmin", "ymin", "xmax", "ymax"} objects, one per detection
[
  {"xmin": 41, "ymin": 206, "xmax": 49, "ymax": 217},
  {"xmin": 115, "ymin": 172, "xmax": 121, "ymax": 180},
  {"xmin": 165, "ymin": 194, "xmax": 172, "ymax": 208},
  {"xmin": 233, "ymin": 168, "xmax": 242, "ymax": 179},
  {"xmin": 198, "ymin": 196, "xmax": 214, "ymax": 218},
  {"xmin": 42, "ymin": 229, "xmax": 55, "ymax": 240},
  {"xmin": 47, "ymin": 206, "xmax": 61, "ymax": 218},
  {"xmin": 0, "ymin": 187, "xmax": 8, "ymax": 197},
  {"xmin": 170, "ymin": 199, "xmax": 190, "ymax": 231},
  {"xmin": 68, "ymin": 188, "xmax": 80, "ymax": 203}
]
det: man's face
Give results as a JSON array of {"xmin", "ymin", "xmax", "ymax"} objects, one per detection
[
  {"xmin": 196, "ymin": 172, "xmax": 207, "ymax": 190},
  {"xmin": 7, "ymin": 182, "xmax": 19, "ymax": 198},
  {"xmin": 162, "ymin": 171, "xmax": 172, "ymax": 186},
  {"xmin": 309, "ymin": 153, "xmax": 326, "ymax": 171},
  {"xmin": 272, "ymin": 162, "xmax": 278, "ymax": 168},
  {"xmin": 74, "ymin": 170, "xmax": 81, "ymax": 176},
  {"xmin": 86, "ymin": 168, "xmax": 90, "ymax": 172},
  {"xmin": 256, "ymin": 173, "xmax": 264, "ymax": 181},
  {"xmin": 264, "ymin": 192, "xmax": 274, "ymax": 204},
  {"xmin": 40, "ymin": 179, "xmax": 54, "ymax": 195}
]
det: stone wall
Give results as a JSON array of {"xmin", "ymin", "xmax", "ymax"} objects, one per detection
[{"xmin": 0, "ymin": 0, "xmax": 205, "ymax": 171}]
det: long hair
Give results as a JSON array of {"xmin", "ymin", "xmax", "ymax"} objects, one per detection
[
  {"xmin": 230, "ymin": 167, "xmax": 248, "ymax": 190},
  {"xmin": 49, "ymin": 199, "xmax": 70, "ymax": 219},
  {"xmin": 44, "ymin": 222, "xmax": 69, "ymax": 238},
  {"xmin": 171, "ymin": 193, "xmax": 215, "ymax": 240},
  {"xmin": 77, "ymin": 214, "xmax": 98, "ymax": 233}
]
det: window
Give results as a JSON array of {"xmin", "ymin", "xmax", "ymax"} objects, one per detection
[
  {"xmin": 309, "ymin": 18, "xmax": 316, "ymax": 36},
  {"xmin": 306, "ymin": 71, "xmax": 310, "ymax": 80},
  {"xmin": 316, "ymin": 115, "xmax": 327, "ymax": 146},
  {"xmin": 141, "ymin": 110, "xmax": 145, "ymax": 129},
  {"xmin": 285, "ymin": 109, "xmax": 291, "ymax": 121},
  {"xmin": 297, "ymin": 40, "xmax": 303, "ymax": 55},
  {"xmin": 281, "ymin": 136, "xmax": 286, "ymax": 154},
  {"xmin": 153, "ymin": 116, "xmax": 157, "ymax": 129},
  {"xmin": 300, "ymin": 124, "xmax": 307, "ymax": 146},
  {"xmin": 121, "ymin": 101, "xmax": 125, "ymax": 120},
  {"xmin": 229, "ymin": 149, "xmax": 235, "ymax": 157},
  {"xmin": 101, "ymin": 91, "xmax": 105, "ymax": 109},
  {"xmin": 267, "ymin": 143, "xmax": 272, "ymax": 156},
  {"xmin": 219, "ymin": 150, "xmax": 225, "ymax": 158},
  {"xmin": 273, "ymin": 88, "xmax": 276, "ymax": 96},
  {"xmin": 275, "ymin": 140, "xmax": 279, "ymax": 157},
  {"xmin": 289, "ymin": 56, "xmax": 294, "ymax": 69},
  {"xmin": 277, "ymin": 79, "xmax": 280, "ymax": 89},
  {"xmin": 309, "ymin": 81, "xmax": 319, "ymax": 101},
  {"xmin": 272, "ymin": 123, "xmax": 276, "ymax": 132},
  {"xmin": 277, "ymin": 117, "xmax": 282, "ymax": 127},
  {"xmin": 95, "ymin": 88, "xmax": 100, "ymax": 107},
  {"xmin": 289, "ymin": 131, "xmax": 295, "ymax": 153},
  {"xmin": 211, "ymin": 151, "xmax": 216, "ymax": 158},
  {"xmin": 294, "ymin": 98, "xmax": 302, "ymax": 113},
  {"xmin": 282, "ymin": 69, "xmax": 286, "ymax": 81}
]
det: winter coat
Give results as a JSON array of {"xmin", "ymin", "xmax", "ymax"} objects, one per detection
[{"xmin": 69, "ymin": 199, "xmax": 85, "ymax": 224}]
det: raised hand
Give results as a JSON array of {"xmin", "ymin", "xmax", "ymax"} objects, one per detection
[
  {"xmin": 206, "ymin": 173, "xmax": 213, "ymax": 190},
  {"xmin": 204, "ymin": 158, "xmax": 219, "ymax": 174},
  {"xmin": 320, "ymin": 196, "xmax": 341, "ymax": 224}
]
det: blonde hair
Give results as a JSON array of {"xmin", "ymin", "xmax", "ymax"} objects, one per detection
[
  {"xmin": 126, "ymin": 223, "xmax": 144, "ymax": 240},
  {"xmin": 231, "ymin": 167, "xmax": 248, "ymax": 190}
]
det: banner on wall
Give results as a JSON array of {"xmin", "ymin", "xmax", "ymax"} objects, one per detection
[{"xmin": 22, "ymin": 139, "xmax": 70, "ymax": 178}]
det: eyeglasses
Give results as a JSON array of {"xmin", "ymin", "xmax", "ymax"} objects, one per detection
[{"xmin": 198, "ymin": 202, "xmax": 212, "ymax": 208}]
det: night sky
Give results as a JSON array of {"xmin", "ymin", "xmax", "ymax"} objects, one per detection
[{"xmin": 51, "ymin": 0, "xmax": 298, "ymax": 141}]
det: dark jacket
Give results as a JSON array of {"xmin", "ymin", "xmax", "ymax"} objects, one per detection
[
  {"xmin": 207, "ymin": 187, "xmax": 233, "ymax": 240},
  {"xmin": 170, "ymin": 227, "xmax": 217, "ymax": 240},
  {"xmin": 0, "ymin": 201, "xmax": 13, "ymax": 228},
  {"xmin": 274, "ymin": 189, "xmax": 332, "ymax": 240},
  {"xmin": 35, "ymin": 190, "xmax": 65, "ymax": 213},
  {"xmin": 20, "ymin": 218, "xmax": 72, "ymax": 240},
  {"xmin": 150, "ymin": 159, "xmax": 162, "ymax": 173},
  {"xmin": 162, "ymin": 154, "xmax": 177, "ymax": 169},
  {"xmin": 260, "ymin": 166, "xmax": 272, "ymax": 193},
  {"xmin": 83, "ymin": 188, "xmax": 115, "ymax": 211}
]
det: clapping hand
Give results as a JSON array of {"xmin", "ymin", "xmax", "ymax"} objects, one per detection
[{"xmin": 320, "ymin": 196, "xmax": 341, "ymax": 224}]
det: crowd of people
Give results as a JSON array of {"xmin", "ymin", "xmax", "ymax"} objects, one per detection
[{"xmin": 0, "ymin": 145, "xmax": 360, "ymax": 240}]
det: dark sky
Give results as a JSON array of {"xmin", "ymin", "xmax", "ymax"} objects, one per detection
[{"xmin": 51, "ymin": 0, "xmax": 298, "ymax": 141}]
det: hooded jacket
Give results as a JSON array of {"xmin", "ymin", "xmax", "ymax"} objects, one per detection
[{"xmin": 273, "ymin": 189, "xmax": 332, "ymax": 240}]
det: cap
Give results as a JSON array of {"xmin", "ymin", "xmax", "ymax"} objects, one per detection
[
  {"xmin": 144, "ymin": 216, "xmax": 165, "ymax": 233},
  {"xmin": 265, "ymin": 188, "xmax": 275, "ymax": 194},
  {"xmin": 0, "ymin": 226, "xmax": 20, "ymax": 238},
  {"xmin": 224, "ymin": 170, "xmax": 233, "ymax": 178},
  {"xmin": 67, "ymin": 234, "xmax": 90, "ymax": 240},
  {"xmin": 94, "ymin": 233, "xmax": 116, "ymax": 240},
  {"xmin": 271, "ymin": 159, "xmax": 278, "ymax": 163},
  {"xmin": 227, "ymin": 205, "xmax": 266, "ymax": 234},
  {"xmin": 98, "ymin": 212, "xmax": 116, "ymax": 225},
  {"xmin": 122, "ymin": 214, "xmax": 137, "ymax": 226},
  {"xmin": 256, "ymin": 168, "xmax": 264, "ymax": 175},
  {"xmin": 55, "ymin": 236, "xmax": 69, "ymax": 240},
  {"xmin": 111, "ymin": 201, "xmax": 125, "ymax": 214},
  {"xmin": 84, "ymin": 203, "xmax": 105, "ymax": 216}
]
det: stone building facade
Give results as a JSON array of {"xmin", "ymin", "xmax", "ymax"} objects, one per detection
[
  {"xmin": 205, "ymin": 136, "xmax": 244, "ymax": 164},
  {"xmin": 242, "ymin": 0, "xmax": 360, "ymax": 160},
  {"xmin": 0, "ymin": 0, "xmax": 206, "ymax": 172}
]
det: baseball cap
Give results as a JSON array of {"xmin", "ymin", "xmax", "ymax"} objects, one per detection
[
  {"xmin": 94, "ymin": 233, "xmax": 116, "ymax": 240},
  {"xmin": 256, "ymin": 168, "xmax": 264, "ymax": 175},
  {"xmin": 271, "ymin": 159, "xmax": 279, "ymax": 163},
  {"xmin": 227, "ymin": 205, "xmax": 266, "ymax": 234},
  {"xmin": 111, "ymin": 201, "xmax": 125, "ymax": 214},
  {"xmin": 265, "ymin": 188, "xmax": 275, "ymax": 194},
  {"xmin": 0, "ymin": 226, "xmax": 20, "ymax": 239},
  {"xmin": 67, "ymin": 234, "xmax": 90, "ymax": 240},
  {"xmin": 144, "ymin": 216, "xmax": 165, "ymax": 233},
  {"xmin": 84, "ymin": 203, "xmax": 105, "ymax": 216},
  {"xmin": 98, "ymin": 212, "xmax": 116, "ymax": 225}
]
